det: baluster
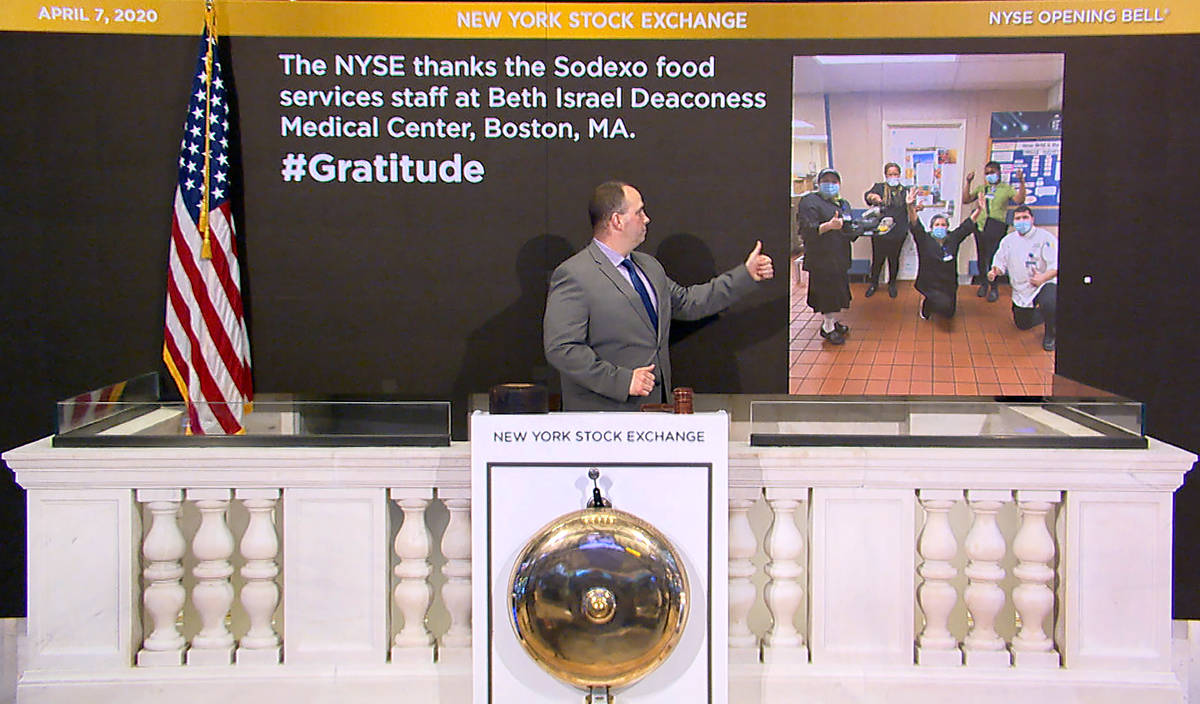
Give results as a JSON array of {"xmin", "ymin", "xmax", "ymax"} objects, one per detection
[
  {"xmin": 963, "ymin": 490, "xmax": 1011, "ymax": 667},
  {"xmin": 728, "ymin": 488, "xmax": 760, "ymax": 663},
  {"xmin": 439, "ymin": 488, "xmax": 472, "ymax": 659},
  {"xmin": 1011, "ymin": 490, "xmax": 1061, "ymax": 668},
  {"xmin": 390, "ymin": 489, "xmax": 433, "ymax": 663},
  {"xmin": 187, "ymin": 488, "xmax": 235, "ymax": 665},
  {"xmin": 236, "ymin": 489, "xmax": 281, "ymax": 665},
  {"xmin": 1053, "ymin": 498, "xmax": 1068, "ymax": 654},
  {"xmin": 137, "ymin": 490, "xmax": 187, "ymax": 666},
  {"xmin": 763, "ymin": 488, "xmax": 808, "ymax": 663},
  {"xmin": 916, "ymin": 490, "xmax": 963, "ymax": 666}
]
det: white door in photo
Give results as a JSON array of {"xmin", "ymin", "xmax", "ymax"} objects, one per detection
[{"xmin": 884, "ymin": 121, "xmax": 967, "ymax": 280}]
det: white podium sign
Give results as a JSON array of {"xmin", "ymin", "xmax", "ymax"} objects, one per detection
[{"xmin": 471, "ymin": 411, "xmax": 729, "ymax": 704}]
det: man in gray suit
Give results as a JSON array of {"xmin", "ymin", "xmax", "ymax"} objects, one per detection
[{"xmin": 544, "ymin": 181, "xmax": 775, "ymax": 410}]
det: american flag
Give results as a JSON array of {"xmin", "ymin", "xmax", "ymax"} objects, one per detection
[{"xmin": 163, "ymin": 13, "xmax": 252, "ymax": 435}]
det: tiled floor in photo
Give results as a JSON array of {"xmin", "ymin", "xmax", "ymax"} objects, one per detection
[{"xmin": 789, "ymin": 268, "xmax": 1055, "ymax": 396}]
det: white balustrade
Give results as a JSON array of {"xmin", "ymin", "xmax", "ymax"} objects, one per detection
[
  {"xmin": 917, "ymin": 489, "xmax": 963, "ymax": 666},
  {"xmin": 235, "ymin": 488, "xmax": 281, "ymax": 665},
  {"xmin": 809, "ymin": 486, "xmax": 916, "ymax": 665},
  {"xmin": 283, "ymin": 487, "xmax": 389, "ymax": 666},
  {"xmin": 136, "ymin": 490, "xmax": 187, "ymax": 667},
  {"xmin": 391, "ymin": 489, "xmax": 434, "ymax": 663},
  {"xmin": 187, "ymin": 488, "xmax": 236, "ymax": 665},
  {"xmin": 4, "ymin": 437, "xmax": 1193, "ymax": 703},
  {"xmin": 728, "ymin": 488, "xmax": 760, "ymax": 662},
  {"xmin": 1010, "ymin": 491, "xmax": 1061, "ymax": 667},
  {"xmin": 762, "ymin": 488, "xmax": 808, "ymax": 663},
  {"xmin": 963, "ymin": 490, "xmax": 1011, "ymax": 667},
  {"xmin": 439, "ymin": 488, "xmax": 472, "ymax": 656}
]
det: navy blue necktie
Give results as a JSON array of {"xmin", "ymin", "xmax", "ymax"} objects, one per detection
[{"xmin": 620, "ymin": 258, "xmax": 659, "ymax": 332}]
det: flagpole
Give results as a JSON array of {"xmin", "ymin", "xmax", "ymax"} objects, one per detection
[{"xmin": 199, "ymin": 0, "xmax": 216, "ymax": 259}]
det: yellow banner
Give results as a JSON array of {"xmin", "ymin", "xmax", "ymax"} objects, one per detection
[{"xmin": 2, "ymin": 0, "xmax": 1194, "ymax": 39}]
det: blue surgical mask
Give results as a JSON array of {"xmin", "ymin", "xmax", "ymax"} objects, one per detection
[
  {"xmin": 931, "ymin": 225, "xmax": 948, "ymax": 240},
  {"xmin": 1014, "ymin": 219, "xmax": 1032, "ymax": 234},
  {"xmin": 819, "ymin": 182, "xmax": 840, "ymax": 198},
  {"xmin": 886, "ymin": 177, "xmax": 900, "ymax": 187},
  {"xmin": 985, "ymin": 173, "xmax": 1000, "ymax": 185}
]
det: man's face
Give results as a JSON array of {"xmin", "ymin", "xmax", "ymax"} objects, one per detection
[
  {"xmin": 615, "ymin": 185, "xmax": 650, "ymax": 248},
  {"xmin": 884, "ymin": 166, "xmax": 901, "ymax": 180},
  {"xmin": 984, "ymin": 165, "xmax": 1000, "ymax": 178},
  {"xmin": 1013, "ymin": 211, "xmax": 1034, "ymax": 232}
]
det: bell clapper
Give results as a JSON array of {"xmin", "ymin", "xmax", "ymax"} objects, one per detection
[{"xmin": 586, "ymin": 686, "xmax": 613, "ymax": 703}]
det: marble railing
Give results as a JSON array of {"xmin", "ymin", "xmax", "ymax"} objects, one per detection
[{"xmin": 4, "ymin": 435, "xmax": 1194, "ymax": 703}]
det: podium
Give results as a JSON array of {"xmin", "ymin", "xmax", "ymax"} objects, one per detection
[{"xmin": 471, "ymin": 411, "xmax": 729, "ymax": 703}]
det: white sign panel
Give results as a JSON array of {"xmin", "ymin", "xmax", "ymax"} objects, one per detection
[{"xmin": 471, "ymin": 411, "xmax": 729, "ymax": 704}]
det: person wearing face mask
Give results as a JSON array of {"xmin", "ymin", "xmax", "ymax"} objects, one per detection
[
  {"xmin": 905, "ymin": 190, "xmax": 981, "ymax": 320},
  {"xmin": 863, "ymin": 162, "xmax": 911, "ymax": 299},
  {"xmin": 986, "ymin": 205, "xmax": 1058, "ymax": 351},
  {"xmin": 963, "ymin": 161, "xmax": 1026, "ymax": 303},
  {"xmin": 796, "ymin": 167, "xmax": 856, "ymax": 345}
]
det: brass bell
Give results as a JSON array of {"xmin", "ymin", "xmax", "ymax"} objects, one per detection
[{"xmin": 507, "ymin": 469, "xmax": 690, "ymax": 696}]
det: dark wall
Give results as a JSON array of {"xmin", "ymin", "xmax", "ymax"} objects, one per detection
[
  {"xmin": 231, "ymin": 37, "xmax": 790, "ymax": 435},
  {"xmin": 0, "ymin": 34, "xmax": 196, "ymax": 615},
  {"xmin": 1051, "ymin": 34, "xmax": 1200, "ymax": 619},
  {"xmin": 2, "ymin": 30, "xmax": 1199, "ymax": 618}
]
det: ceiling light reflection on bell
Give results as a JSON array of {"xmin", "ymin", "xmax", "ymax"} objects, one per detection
[{"xmin": 507, "ymin": 468, "xmax": 690, "ymax": 697}]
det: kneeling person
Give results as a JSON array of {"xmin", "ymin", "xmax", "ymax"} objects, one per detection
[
  {"xmin": 906, "ymin": 190, "xmax": 978, "ymax": 320},
  {"xmin": 987, "ymin": 205, "xmax": 1058, "ymax": 351}
]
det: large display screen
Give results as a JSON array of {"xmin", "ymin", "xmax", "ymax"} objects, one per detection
[{"xmin": 788, "ymin": 52, "xmax": 1064, "ymax": 397}]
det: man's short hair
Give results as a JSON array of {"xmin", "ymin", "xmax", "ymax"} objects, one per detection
[
  {"xmin": 985, "ymin": 161, "xmax": 1002, "ymax": 171},
  {"xmin": 1013, "ymin": 204, "xmax": 1033, "ymax": 217},
  {"xmin": 589, "ymin": 181, "xmax": 630, "ymax": 230},
  {"xmin": 883, "ymin": 162, "xmax": 901, "ymax": 174},
  {"xmin": 931, "ymin": 214, "xmax": 949, "ymax": 227}
]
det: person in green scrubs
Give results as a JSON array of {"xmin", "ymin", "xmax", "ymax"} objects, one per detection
[{"xmin": 962, "ymin": 160, "xmax": 1025, "ymax": 302}]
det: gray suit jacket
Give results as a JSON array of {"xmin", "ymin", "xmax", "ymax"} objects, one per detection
[{"xmin": 544, "ymin": 241, "xmax": 757, "ymax": 411}]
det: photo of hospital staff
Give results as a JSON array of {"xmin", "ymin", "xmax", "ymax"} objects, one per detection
[
  {"xmin": 796, "ymin": 168, "xmax": 857, "ymax": 345},
  {"xmin": 906, "ymin": 188, "xmax": 981, "ymax": 322},
  {"xmin": 963, "ymin": 160, "xmax": 1026, "ymax": 302},
  {"xmin": 788, "ymin": 53, "xmax": 1063, "ymax": 396},
  {"xmin": 863, "ymin": 162, "xmax": 911, "ymax": 300},
  {"xmin": 987, "ymin": 205, "xmax": 1058, "ymax": 351}
]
